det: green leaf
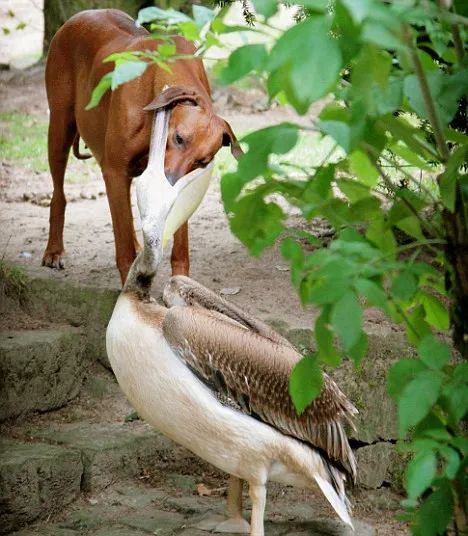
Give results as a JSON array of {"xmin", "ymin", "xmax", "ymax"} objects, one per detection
[
  {"xmin": 396, "ymin": 216, "xmax": 424, "ymax": 241},
  {"xmin": 404, "ymin": 70, "xmax": 468, "ymax": 127},
  {"xmin": 419, "ymin": 291, "xmax": 449, "ymax": 331},
  {"xmin": 406, "ymin": 450, "xmax": 437, "ymax": 499},
  {"xmin": 340, "ymin": 0, "xmax": 372, "ymax": 23},
  {"xmin": 301, "ymin": 0, "xmax": 328, "ymax": 11},
  {"xmin": 230, "ymin": 195, "xmax": 284, "ymax": 256},
  {"xmin": 251, "ymin": 0, "xmax": 278, "ymax": 18},
  {"xmin": 382, "ymin": 115, "xmax": 436, "ymax": 162},
  {"xmin": 413, "ymin": 481, "xmax": 453, "ymax": 536},
  {"xmin": 354, "ymin": 278, "xmax": 389, "ymax": 311},
  {"xmin": 439, "ymin": 144, "xmax": 468, "ymax": 211},
  {"xmin": 439, "ymin": 446, "xmax": 460, "ymax": 479},
  {"xmin": 86, "ymin": 72, "xmax": 112, "ymax": 110},
  {"xmin": 349, "ymin": 150, "xmax": 379, "ymax": 187},
  {"xmin": 219, "ymin": 44, "xmax": 267, "ymax": 85},
  {"xmin": 406, "ymin": 304, "xmax": 432, "ymax": 346},
  {"xmin": 387, "ymin": 359, "xmax": 426, "ymax": 399},
  {"xmin": 281, "ymin": 238, "xmax": 304, "ymax": 287},
  {"xmin": 319, "ymin": 120, "xmax": 352, "ymax": 152},
  {"xmin": 451, "ymin": 437, "xmax": 468, "ymax": 456},
  {"xmin": 289, "ymin": 354, "xmax": 323, "ymax": 415},
  {"xmin": 418, "ymin": 336, "xmax": 450, "ymax": 370},
  {"xmin": 237, "ymin": 123, "xmax": 299, "ymax": 182},
  {"xmin": 111, "ymin": 61, "xmax": 147, "ymax": 91},
  {"xmin": 157, "ymin": 42, "xmax": 177, "ymax": 58},
  {"xmin": 453, "ymin": 362, "xmax": 468, "ymax": 383},
  {"xmin": 220, "ymin": 173, "xmax": 242, "ymax": 212},
  {"xmin": 391, "ymin": 270, "xmax": 418, "ymax": 302},
  {"xmin": 330, "ymin": 291, "xmax": 363, "ymax": 351},
  {"xmin": 315, "ymin": 307, "xmax": 341, "ymax": 367},
  {"xmin": 442, "ymin": 382, "xmax": 468, "ymax": 422},
  {"xmin": 348, "ymin": 331, "xmax": 368, "ymax": 367},
  {"xmin": 178, "ymin": 21, "xmax": 200, "ymax": 41},
  {"xmin": 366, "ymin": 216, "xmax": 396, "ymax": 256},
  {"xmin": 398, "ymin": 370, "xmax": 443, "ymax": 436},
  {"xmin": 337, "ymin": 178, "xmax": 369, "ymax": 202},
  {"xmin": 268, "ymin": 16, "xmax": 342, "ymax": 114},
  {"xmin": 137, "ymin": 6, "xmax": 190, "ymax": 25},
  {"xmin": 362, "ymin": 21, "xmax": 403, "ymax": 50}
]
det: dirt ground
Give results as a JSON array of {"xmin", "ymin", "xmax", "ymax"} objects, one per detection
[
  {"xmin": 0, "ymin": 65, "xmax": 398, "ymax": 335},
  {"xmin": 0, "ymin": 64, "xmax": 408, "ymax": 535}
]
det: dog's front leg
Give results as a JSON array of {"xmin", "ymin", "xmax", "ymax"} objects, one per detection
[
  {"xmin": 103, "ymin": 167, "xmax": 137, "ymax": 285},
  {"xmin": 171, "ymin": 222, "xmax": 190, "ymax": 276}
]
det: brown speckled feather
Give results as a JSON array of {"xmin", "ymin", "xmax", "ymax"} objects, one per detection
[
  {"xmin": 163, "ymin": 275, "xmax": 293, "ymax": 348},
  {"xmin": 162, "ymin": 304, "xmax": 357, "ymax": 481}
]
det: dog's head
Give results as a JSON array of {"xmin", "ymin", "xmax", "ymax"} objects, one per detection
[{"xmin": 144, "ymin": 85, "xmax": 242, "ymax": 184}]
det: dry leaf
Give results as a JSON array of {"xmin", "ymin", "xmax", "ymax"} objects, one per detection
[
  {"xmin": 197, "ymin": 483, "xmax": 212, "ymax": 496},
  {"xmin": 220, "ymin": 287, "xmax": 241, "ymax": 296}
]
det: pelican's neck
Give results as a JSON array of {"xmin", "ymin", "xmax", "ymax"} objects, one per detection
[{"xmin": 123, "ymin": 108, "xmax": 171, "ymax": 299}]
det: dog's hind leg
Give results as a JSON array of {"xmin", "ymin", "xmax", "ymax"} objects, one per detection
[{"xmin": 42, "ymin": 107, "xmax": 76, "ymax": 270}]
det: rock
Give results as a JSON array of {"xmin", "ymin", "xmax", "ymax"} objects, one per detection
[
  {"xmin": 119, "ymin": 508, "xmax": 185, "ymax": 534},
  {"xmin": 90, "ymin": 529, "xmax": 147, "ymax": 536},
  {"xmin": 29, "ymin": 422, "xmax": 174, "ymax": 492},
  {"xmin": 355, "ymin": 443, "xmax": 406, "ymax": 490},
  {"xmin": 0, "ymin": 328, "xmax": 87, "ymax": 421},
  {"xmin": 330, "ymin": 332, "xmax": 415, "ymax": 443},
  {"xmin": 27, "ymin": 278, "xmax": 119, "ymax": 369},
  {"xmin": 0, "ymin": 440, "xmax": 82, "ymax": 534},
  {"xmin": 11, "ymin": 529, "xmax": 78, "ymax": 536}
]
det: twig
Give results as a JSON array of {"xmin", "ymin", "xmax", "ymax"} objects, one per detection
[
  {"xmin": 451, "ymin": 24, "xmax": 465, "ymax": 63},
  {"xmin": 370, "ymin": 153, "xmax": 443, "ymax": 241},
  {"xmin": 402, "ymin": 25, "xmax": 450, "ymax": 162}
]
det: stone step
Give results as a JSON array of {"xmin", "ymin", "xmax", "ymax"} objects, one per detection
[
  {"xmin": 0, "ymin": 328, "xmax": 87, "ymax": 421},
  {"xmin": 9, "ymin": 480, "xmax": 378, "ymax": 536},
  {"xmin": 0, "ymin": 440, "xmax": 83, "ymax": 534},
  {"xmin": 29, "ymin": 422, "xmax": 174, "ymax": 492},
  {"xmin": 0, "ymin": 422, "xmax": 175, "ymax": 533}
]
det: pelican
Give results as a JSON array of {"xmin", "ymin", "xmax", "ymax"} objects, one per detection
[{"xmin": 106, "ymin": 106, "xmax": 358, "ymax": 536}]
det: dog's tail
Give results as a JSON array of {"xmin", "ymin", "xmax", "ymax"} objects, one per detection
[{"xmin": 72, "ymin": 132, "xmax": 92, "ymax": 160}]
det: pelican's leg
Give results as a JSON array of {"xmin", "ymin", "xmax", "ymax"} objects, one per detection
[
  {"xmin": 195, "ymin": 475, "xmax": 250, "ymax": 534},
  {"xmin": 249, "ymin": 483, "xmax": 267, "ymax": 536},
  {"xmin": 214, "ymin": 476, "xmax": 250, "ymax": 533}
]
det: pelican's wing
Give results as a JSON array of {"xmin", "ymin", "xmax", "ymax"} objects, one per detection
[
  {"xmin": 162, "ymin": 305, "xmax": 357, "ymax": 481},
  {"xmin": 163, "ymin": 275, "xmax": 293, "ymax": 348}
]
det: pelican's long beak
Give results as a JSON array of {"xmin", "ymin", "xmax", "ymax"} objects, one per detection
[
  {"xmin": 134, "ymin": 107, "xmax": 214, "ymax": 279},
  {"xmin": 162, "ymin": 161, "xmax": 214, "ymax": 248}
]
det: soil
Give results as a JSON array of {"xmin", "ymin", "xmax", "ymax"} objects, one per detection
[
  {"xmin": 0, "ymin": 65, "xmax": 408, "ymax": 535},
  {"xmin": 0, "ymin": 65, "xmax": 396, "ymax": 335}
]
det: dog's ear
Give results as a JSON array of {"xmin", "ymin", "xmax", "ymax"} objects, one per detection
[
  {"xmin": 221, "ymin": 119, "xmax": 243, "ymax": 160},
  {"xmin": 144, "ymin": 86, "xmax": 201, "ymax": 111}
]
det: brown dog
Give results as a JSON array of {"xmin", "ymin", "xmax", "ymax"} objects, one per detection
[{"xmin": 43, "ymin": 8, "xmax": 241, "ymax": 284}]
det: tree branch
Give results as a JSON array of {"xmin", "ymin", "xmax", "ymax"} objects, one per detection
[{"xmin": 402, "ymin": 25, "xmax": 450, "ymax": 163}]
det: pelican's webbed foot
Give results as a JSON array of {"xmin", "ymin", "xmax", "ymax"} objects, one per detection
[{"xmin": 195, "ymin": 514, "xmax": 250, "ymax": 533}]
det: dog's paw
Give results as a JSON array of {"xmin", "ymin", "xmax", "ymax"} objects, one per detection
[{"xmin": 42, "ymin": 251, "xmax": 65, "ymax": 270}]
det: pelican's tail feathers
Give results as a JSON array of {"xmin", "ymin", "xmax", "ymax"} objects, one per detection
[{"xmin": 314, "ymin": 473, "xmax": 354, "ymax": 529}]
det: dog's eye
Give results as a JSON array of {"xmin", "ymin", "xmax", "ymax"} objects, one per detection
[{"xmin": 175, "ymin": 133, "xmax": 184, "ymax": 146}]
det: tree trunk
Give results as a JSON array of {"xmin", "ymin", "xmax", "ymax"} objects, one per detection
[
  {"xmin": 43, "ymin": 0, "xmax": 202, "ymax": 56},
  {"xmin": 443, "ymin": 187, "xmax": 468, "ymax": 359},
  {"xmin": 43, "ymin": 0, "xmax": 148, "ymax": 55}
]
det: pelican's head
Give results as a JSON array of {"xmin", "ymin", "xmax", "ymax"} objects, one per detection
[{"xmin": 125, "ymin": 107, "xmax": 214, "ymax": 294}]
